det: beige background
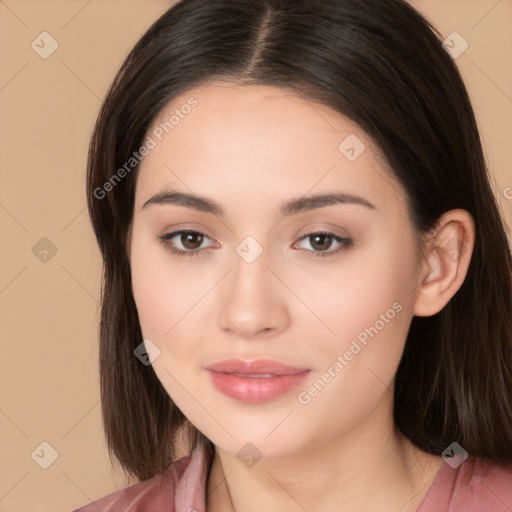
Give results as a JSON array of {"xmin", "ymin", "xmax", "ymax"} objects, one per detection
[{"xmin": 0, "ymin": 1, "xmax": 511, "ymax": 511}]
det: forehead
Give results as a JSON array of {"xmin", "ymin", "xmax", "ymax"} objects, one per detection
[
  {"xmin": 134, "ymin": 82, "xmax": 404, "ymax": 215},
  {"xmin": 147, "ymin": 81, "xmax": 366, "ymax": 149}
]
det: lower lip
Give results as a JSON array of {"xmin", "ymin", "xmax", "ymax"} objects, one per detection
[{"xmin": 206, "ymin": 369, "xmax": 311, "ymax": 403}]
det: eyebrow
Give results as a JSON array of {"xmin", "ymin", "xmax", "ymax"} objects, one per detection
[{"xmin": 141, "ymin": 189, "xmax": 376, "ymax": 216}]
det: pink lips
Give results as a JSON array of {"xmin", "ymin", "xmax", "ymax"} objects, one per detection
[{"xmin": 205, "ymin": 359, "xmax": 311, "ymax": 403}]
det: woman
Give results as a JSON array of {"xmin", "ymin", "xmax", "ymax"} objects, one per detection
[{"xmin": 72, "ymin": 0, "xmax": 512, "ymax": 510}]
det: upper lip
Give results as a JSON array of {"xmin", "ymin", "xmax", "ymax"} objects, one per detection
[{"xmin": 205, "ymin": 359, "xmax": 310, "ymax": 376}]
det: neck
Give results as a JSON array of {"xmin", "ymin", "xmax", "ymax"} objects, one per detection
[{"xmin": 205, "ymin": 397, "xmax": 444, "ymax": 512}]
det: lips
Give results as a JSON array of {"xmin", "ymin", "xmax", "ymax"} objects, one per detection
[
  {"xmin": 205, "ymin": 358, "xmax": 309, "ymax": 376},
  {"xmin": 204, "ymin": 359, "xmax": 311, "ymax": 403}
]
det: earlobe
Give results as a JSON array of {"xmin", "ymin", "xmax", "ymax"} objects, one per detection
[{"xmin": 413, "ymin": 209, "xmax": 475, "ymax": 317}]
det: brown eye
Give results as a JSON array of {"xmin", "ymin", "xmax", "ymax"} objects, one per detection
[
  {"xmin": 309, "ymin": 233, "xmax": 334, "ymax": 252},
  {"xmin": 158, "ymin": 229, "xmax": 214, "ymax": 258},
  {"xmin": 180, "ymin": 231, "xmax": 205, "ymax": 250},
  {"xmin": 294, "ymin": 231, "xmax": 353, "ymax": 258}
]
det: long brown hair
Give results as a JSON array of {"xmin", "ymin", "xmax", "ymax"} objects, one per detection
[{"xmin": 86, "ymin": 0, "xmax": 512, "ymax": 481}]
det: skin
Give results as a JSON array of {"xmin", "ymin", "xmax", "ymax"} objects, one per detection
[{"xmin": 128, "ymin": 82, "xmax": 475, "ymax": 512}]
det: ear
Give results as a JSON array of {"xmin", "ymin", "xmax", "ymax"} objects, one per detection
[{"xmin": 413, "ymin": 209, "xmax": 475, "ymax": 317}]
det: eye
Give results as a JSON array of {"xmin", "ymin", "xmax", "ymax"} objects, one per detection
[
  {"xmin": 293, "ymin": 231, "xmax": 353, "ymax": 258},
  {"xmin": 158, "ymin": 229, "xmax": 352, "ymax": 259},
  {"xmin": 158, "ymin": 229, "xmax": 215, "ymax": 258}
]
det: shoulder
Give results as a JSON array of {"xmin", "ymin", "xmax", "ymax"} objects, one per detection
[
  {"xmin": 419, "ymin": 456, "xmax": 512, "ymax": 512},
  {"xmin": 69, "ymin": 448, "xmax": 206, "ymax": 512},
  {"xmin": 467, "ymin": 457, "xmax": 512, "ymax": 509}
]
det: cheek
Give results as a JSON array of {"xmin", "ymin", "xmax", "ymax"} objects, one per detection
[
  {"xmin": 130, "ymin": 238, "xmax": 205, "ymax": 397},
  {"xmin": 291, "ymin": 256, "xmax": 415, "ymax": 433},
  {"xmin": 312, "ymin": 240, "xmax": 413, "ymax": 329},
  {"xmin": 309, "ymin": 230, "xmax": 418, "ymax": 380},
  {"xmin": 130, "ymin": 227, "xmax": 207, "ymax": 339},
  {"xmin": 130, "ymin": 238, "xmax": 170, "ymax": 337}
]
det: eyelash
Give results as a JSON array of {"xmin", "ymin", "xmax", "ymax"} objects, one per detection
[{"xmin": 157, "ymin": 229, "xmax": 353, "ymax": 259}]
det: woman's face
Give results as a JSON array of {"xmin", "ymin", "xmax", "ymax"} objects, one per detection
[{"xmin": 129, "ymin": 82, "xmax": 424, "ymax": 458}]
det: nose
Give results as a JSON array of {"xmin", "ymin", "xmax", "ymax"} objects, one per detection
[{"xmin": 217, "ymin": 250, "xmax": 290, "ymax": 340}]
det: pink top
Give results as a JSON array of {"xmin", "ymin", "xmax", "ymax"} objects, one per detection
[{"xmin": 71, "ymin": 447, "xmax": 512, "ymax": 512}]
